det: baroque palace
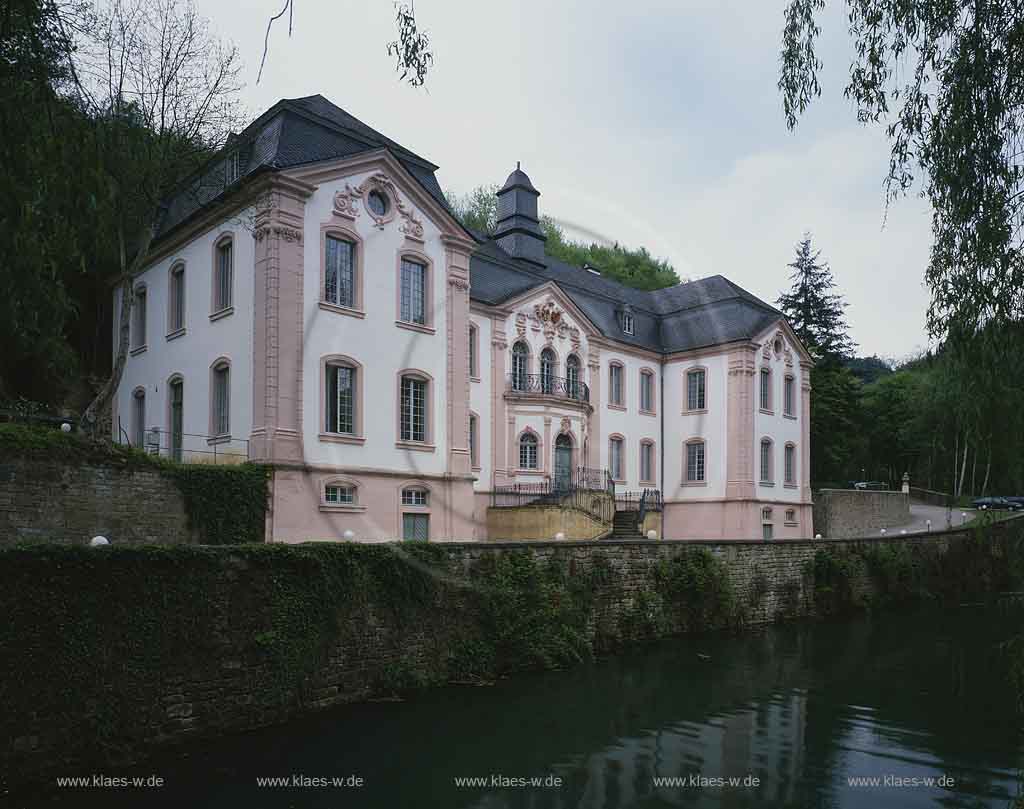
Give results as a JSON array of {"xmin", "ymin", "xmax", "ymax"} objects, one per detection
[{"xmin": 113, "ymin": 95, "xmax": 813, "ymax": 541}]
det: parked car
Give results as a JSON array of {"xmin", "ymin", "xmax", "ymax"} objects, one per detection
[
  {"xmin": 853, "ymin": 481, "xmax": 890, "ymax": 491},
  {"xmin": 971, "ymin": 496, "xmax": 1022, "ymax": 511},
  {"xmin": 1004, "ymin": 496, "xmax": 1024, "ymax": 508}
]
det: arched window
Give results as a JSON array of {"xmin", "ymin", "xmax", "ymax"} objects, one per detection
[
  {"xmin": 324, "ymin": 234, "xmax": 356, "ymax": 308},
  {"xmin": 168, "ymin": 376, "xmax": 184, "ymax": 462},
  {"xmin": 609, "ymin": 362, "xmax": 624, "ymax": 407},
  {"xmin": 759, "ymin": 368, "xmax": 772, "ymax": 412},
  {"xmin": 212, "ymin": 234, "xmax": 233, "ymax": 313},
  {"xmin": 565, "ymin": 354, "xmax": 581, "ymax": 399},
  {"xmin": 760, "ymin": 438, "xmax": 774, "ymax": 484},
  {"xmin": 540, "ymin": 347, "xmax": 556, "ymax": 393},
  {"xmin": 685, "ymin": 439, "xmax": 706, "ymax": 483},
  {"xmin": 324, "ymin": 480, "xmax": 357, "ymax": 506},
  {"xmin": 131, "ymin": 284, "xmax": 147, "ymax": 351},
  {"xmin": 132, "ymin": 387, "xmax": 146, "ymax": 448},
  {"xmin": 398, "ymin": 252, "xmax": 433, "ymax": 328},
  {"xmin": 784, "ymin": 442, "xmax": 796, "ymax": 485},
  {"xmin": 639, "ymin": 369, "xmax": 655, "ymax": 413},
  {"xmin": 168, "ymin": 262, "xmax": 186, "ymax": 334},
  {"xmin": 469, "ymin": 413, "xmax": 479, "ymax": 468},
  {"xmin": 686, "ymin": 367, "xmax": 707, "ymax": 411},
  {"xmin": 399, "ymin": 372, "xmax": 430, "ymax": 444},
  {"xmin": 469, "ymin": 323, "xmax": 479, "ymax": 378},
  {"xmin": 640, "ymin": 439, "xmax": 655, "ymax": 484},
  {"xmin": 519, "ymin": 431, "xmax": 539, "ymax": 470},
  {"xmin": 511, "ymin": 341, "xmax": 529, "ymax": 391},
  {"xmin": 609, "ymin": 435, "xmax": 625, "ymax": 481},
  {"xmin": 210, "ymin": 359, "xmax": 230, "ymax": 437},
  {"xmin": 326, "ymin": 360, "xmax": 357, "ymax": 435},
  {"xmin": 401, "ymin": 486, "xmax": 430, "ymax": 541}
]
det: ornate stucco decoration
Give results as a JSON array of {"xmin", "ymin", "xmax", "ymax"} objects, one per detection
[
  {"xmin": 559, "ymin": 417, "xmax": 571, "ymax": 435},
  {"xmin": 448, "ymin": 277, "xmax": 470, "ymax": 291},
  {"xmin": 515, "ymin": 313, "xmax": 528, "ymax": 339},
  {"xmin": 345, "ymin": 172, "xmax": 425, "ymax": 241},
  {"xmin": 332, "ymin": 184, "xmax": 361, "ymax": 219},
  {"xmin": 254, "ymin": 225, "xmax": 303, "ymax": 243},
  {"xmin": 570, "ymin": 326, "xmax": 581, "ymax": 352},
  {"xmin": 533, "ymin": 299, "xmax": 563, "ymax": 339}
]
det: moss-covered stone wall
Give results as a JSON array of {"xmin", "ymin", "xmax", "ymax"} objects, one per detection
[{"xmin": 2, "ymin": 516, "xmax": 1022, "ymax": 789}]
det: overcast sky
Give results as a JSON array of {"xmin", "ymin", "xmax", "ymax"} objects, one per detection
[{"xmin": 203, "ymin": 0, "xmax": 934, "ymax": 360}]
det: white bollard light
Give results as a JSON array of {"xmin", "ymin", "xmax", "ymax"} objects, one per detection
[
  {"xmin": 646, "ymin": 530, "xmax": 658, "ymax": 540},
  {"xmin": 60, "ymin": 422, "xmax": 72, "ymax": 433},
  {"xmin": 926, "ymin": 519, "xmax": 932, "ymax": 532},
  {"xmin": 342, "ymin": 530, "xmax": 354, "ymax": 541},
  {"xmin": 554, "ymin": 532, "xmax": 566, "ymax": 541},
  {"xmin": 880, "ymin": 528, "xmax": 886, "ymax": 535},
  {"xmin": 815, "ymin": 533, "xmax": 822, "ymax": 539},
  {"xmin": 900, "ymin": 529, "xmax": 907, "ymax": 535},
  {"xmin": 89, "ymin": 536, "xmax": 109, "ymax": 547}
]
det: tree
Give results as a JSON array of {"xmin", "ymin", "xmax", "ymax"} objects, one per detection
[
  {"xmin": 776, "ymin": 234, "xmax": 855, "ymax": 360},
  {"xmin": 445, "ymin": 184, "xmax": 681, "ymax": 291},
  {"xmin": 779, "ymin": 0, "xmax": 1024, "ymax": 342},
  {"xmin": 70, "ymin": 0, "xmax": 243, "ymax": 433},
  {"xmin": 259, "ymin": 0, "xmax": 432, "ymax": 87}
]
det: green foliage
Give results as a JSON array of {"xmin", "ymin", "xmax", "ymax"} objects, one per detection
[
  {"xmin": 863, "ymin": 543, "xmax": 922, "ymax": 604},
  {"xmin": 652, "ymin": 548, "xmax": 739, "ymax": 630},
  {"xmin": 779, "ymin": 0, "xmax": 1024, "ymax": 343},
  {"xmin": 0, "ymin": 423, "xmax": 268, "ymax": 543},
  {"xmin": 807, "ymin": 548, "xmax": 861, "ymax": 617},
  {"xmin": 445, "ymin": 184, "xmax": 681, "ymax": 291}
]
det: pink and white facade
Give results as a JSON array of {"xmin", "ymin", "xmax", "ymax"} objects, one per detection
[{"xmin": 112, "ymin": 95, "xmax": 813, "ymax": 542}]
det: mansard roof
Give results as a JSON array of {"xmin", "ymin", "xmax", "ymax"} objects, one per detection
[
  {"xmin": 155, "ymin": 94, "xmax": 452, "ymax": 242},
  {"xmin": 469, "ymin": 239, "xmax": 784, "ymax": 354}
]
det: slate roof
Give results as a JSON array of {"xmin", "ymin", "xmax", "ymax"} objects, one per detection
[
  {"xmin": 154, "ymin": 94, "xmax": 452, "ymax": 241},
  {"xmin": 469, "ymin": 239, "xmax": 784, "ymax": 354},
  {"xmin": 154, "ymin": 95, "xmax": 787, "ymax": 356}
]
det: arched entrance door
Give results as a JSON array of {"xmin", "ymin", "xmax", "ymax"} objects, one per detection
[{"xmin": 554, "ymin": 433, "xmax": 573, "ymax": 491}]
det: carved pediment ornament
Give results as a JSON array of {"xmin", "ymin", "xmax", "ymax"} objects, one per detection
[
  {"xmin": 332, "ymin": 184, "xmax": 361, "ymax": 219},
  {"xmin": 533, "ymin": 299, "xmax": 563, "ymax": 338},
  {"xmin": 515, "ymin": 313, "xmax": 527, "ymax": 338},
  {"xmin": 559, "ymin": 417, "xmax": 571, "ymax": 434}
]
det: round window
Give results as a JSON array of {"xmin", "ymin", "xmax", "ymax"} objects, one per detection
[
  {"xmin": 773, "ymin": 338, "xmax": 782, "ymax": 354},
  {"xmin": 367, "ymin": 189, "xmax": 389, "ymax": 217}
]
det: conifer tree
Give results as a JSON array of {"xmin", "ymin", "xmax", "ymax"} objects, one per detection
[{"xmin": 776, "ymin": 235, "xmax": 855, "ymax": 360}]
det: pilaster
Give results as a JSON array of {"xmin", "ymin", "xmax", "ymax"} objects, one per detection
[
  {"xmin": 249, "ymin": 175, "xmax": 314, "ymax": 463},
  {"xmin": 443, "ymin": 234, "xmax": 474, "ymax": 477},
  {"xmin": 725, "ymin": 346, "xmax": 757, "ymax": 500},
  {"xmin": 586, "ymin": 347, "xmax": 601, "ymax": 468},
  {"xmin": 491, "ymin": 320, "xmax": 509, "ymax": 486},
  {"xmin": 800, "ymin": 360, "xmax": 813, "ymax": 504}
]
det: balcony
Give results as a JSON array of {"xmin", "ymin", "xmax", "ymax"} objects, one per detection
[{"xmin": 506, "ymin": 373, "xmax": 590, "ymax": 405}]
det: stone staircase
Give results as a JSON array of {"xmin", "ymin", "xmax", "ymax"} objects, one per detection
[{"xmin": 609, "ymin": 509, "xmax": 644, "ymax": 540}]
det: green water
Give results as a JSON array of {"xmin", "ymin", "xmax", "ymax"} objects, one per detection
[{"xmin": 15, "ymin": 606, "xmax": 1024, "ymax": 808}]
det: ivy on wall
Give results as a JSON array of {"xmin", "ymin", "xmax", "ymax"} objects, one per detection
[{"xmin": 0, "ymin": 424, "xmax": 269, "ymax": 544}]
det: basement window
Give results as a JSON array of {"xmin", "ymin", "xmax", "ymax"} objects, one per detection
[{"xmin": 325, "ymin": 485, "xmax": 355, "ymax": 505}]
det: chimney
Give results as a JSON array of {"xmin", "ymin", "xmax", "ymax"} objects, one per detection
[{"xmin": 493, "ymin": 162, "xmax": 546, "ymax": 266}]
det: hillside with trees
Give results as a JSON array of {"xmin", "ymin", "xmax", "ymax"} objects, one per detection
[{"xmin": 445, "ymin": 185, "xmax": 680, "ymax": 291}]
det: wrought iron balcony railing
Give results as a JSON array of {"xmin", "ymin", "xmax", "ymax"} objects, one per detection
[{"xmin": 506, "ymin": 373, "xmax": 590, "ymax": 403}]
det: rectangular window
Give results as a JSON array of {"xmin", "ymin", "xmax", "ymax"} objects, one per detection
[
  {"xmin": 169, "ymin": 266, "xmax": 185, "ymax": 332},
  {"xmin": 402, "ymin": 489, "xmax": 428, "ymax": 506},
  {"xmin": 325, "ymin": 236, "xmax": 355, "ymax": 308},
  {"xmin": 326, "ymin": 365, "xmax": 356, "ymax": 434},
  {"xmin": 785, "ymin": 508, "xmax": 796, "ymax": 524},
  {"xmin": 623, "ymin": 313, "xmax": 634, "ymax": 335},
  {"xmin": 400, "ymin": 376, "xmax": 427, "ymax": 442},
  {"xmin": 402, "ymin": 513, "xmax": 429, "ymax": 541},
  {"xmin": 640, "ymin": 372, "xmax": 653, "ymax": 412},
  {"xmin": 609, "ymin": 365, "xmax": 623, "ymax": 406},
  {"xmin": 325, "ymin": 485, "xmax": 355, "ymax": 504},
  {"xmin": 610, "ymin": 438, "xmax": 624, "ymax": 480},
  {"xmin": 760, "ymin": 368, "xmax": 771, "ymax": 411},
  {"xmin": 400, "ymin": 258, "xmax": 426, "ymax": 324},
  {"xmin": 784, "ymin": 375, "xmax": 795, "ymax": 416},
  {"xmin": 225, "ymin": 151, "xmax": 240, "ymax": 185},
  {"xmin": 760, "ymin": 441, "xmax": 773, "ymax": 483},
  {"xmin": 763, "ymin": 522, "xmax": 774, "ymax": 540},
  {"xmin": 785, "ymin": 444, "xmax": 796, "ymax": 485},
  {"xmin": 520, "ymin": 437, "xmax": 538, "ymax": 470},
  {"xmin": 212, "ymin": 365, "xmax": 230, "ymax": 436},
  {"xmin": 640, "ymin": 442, "xmax": 653, "ymax": 482},
  {"xmin": 215, "ymin": 240, "xmax": 233, "ymax": 311},
  {"xmin": 132, "ymin": 288, "xmax": 147, "ymax": 349},
  {"xmin": 686, "ymin": 441, "xmax": 705, "ymax": 482},
  {"xmin": 687, "ymin": 369, "xmax": 706, "ymax": 411}
]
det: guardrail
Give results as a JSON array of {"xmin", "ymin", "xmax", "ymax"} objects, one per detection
[
  {"xmin": 119, "ymin": 422, "xmax": 250, "ymax": 464},
  {"xmin": 506, "ymin": 374, "xmax": 590, "ymax": 403}
]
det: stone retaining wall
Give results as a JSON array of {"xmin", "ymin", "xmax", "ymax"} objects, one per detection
[{"xmin": 813, "ymin": 488, "xmax": 910, "ymax": 538}]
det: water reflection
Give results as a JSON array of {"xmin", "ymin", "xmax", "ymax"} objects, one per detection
[{"xmin": 13, "ymin": 607, "xmax": 1024, "ymax": 809}]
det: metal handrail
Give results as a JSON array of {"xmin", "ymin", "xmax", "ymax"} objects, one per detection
[{"xmin": 506, "ymin": 373, "xmax": 590, "ymax": 403}]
